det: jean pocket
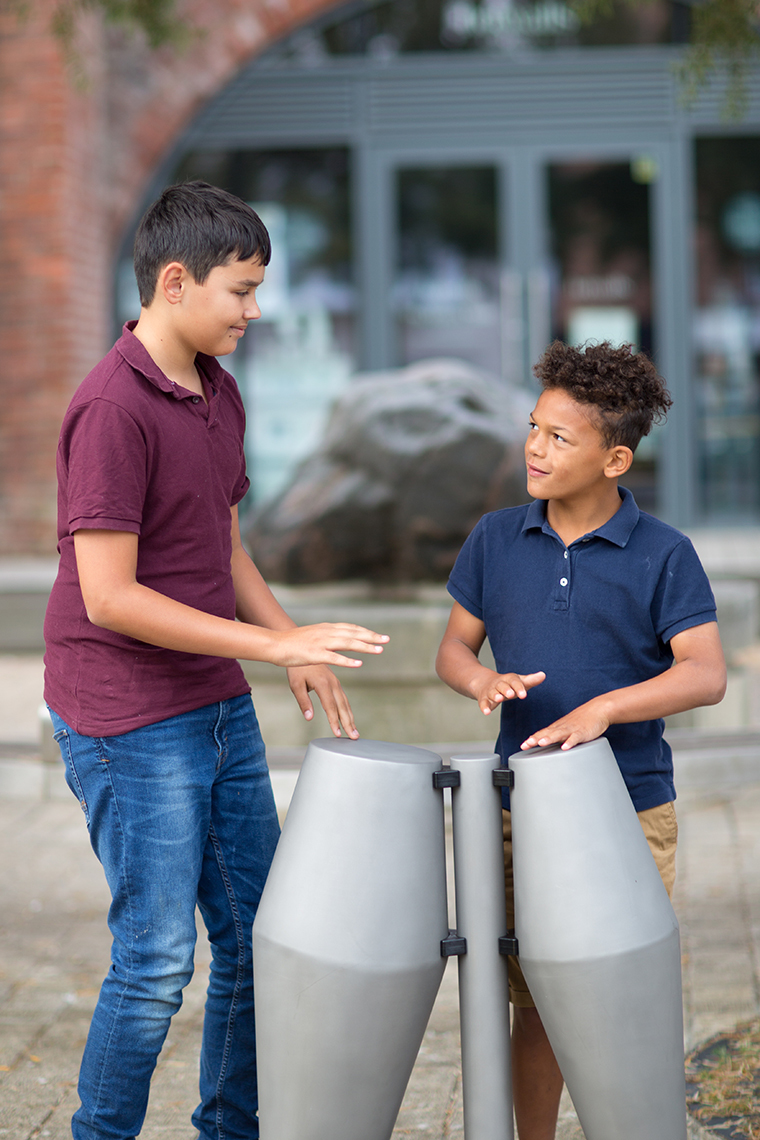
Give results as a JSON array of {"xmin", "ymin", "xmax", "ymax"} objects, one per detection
[{"xmin": 55, "ymin": 729, "xmax": 91, "ymax": 826}]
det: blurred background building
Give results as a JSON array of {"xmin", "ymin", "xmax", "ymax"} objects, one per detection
[{"xmin": 2, "ymin": 0, "xmax": 760, "ymax": 548}]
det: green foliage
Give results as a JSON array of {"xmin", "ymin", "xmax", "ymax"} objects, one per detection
[
  {"xmin": 569, "ymin": 0, "xmax": 760, "ymax": 119},
  {"xmin": 51, "ymin": 0, "xmax": 188, "ymax": 48}
]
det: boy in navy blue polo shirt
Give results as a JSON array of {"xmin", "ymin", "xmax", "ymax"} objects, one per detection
[{"xmin": 436, "ymin": 340, "xmax": 726, "ymax": 1140}]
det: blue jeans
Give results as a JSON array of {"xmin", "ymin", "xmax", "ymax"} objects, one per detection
[{"xmin": 49, "ymin": 695, "xmax": 280, "ymax": 1140}]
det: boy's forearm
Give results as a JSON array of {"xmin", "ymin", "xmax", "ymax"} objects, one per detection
[
  {"xmin": 522, "ymin": 624, "xmax": 726, "ymax": 751},
  {"xmin": 436, "ymin": 638, "xmax": 498, "ymax": 700},
  {"xmin": 230, "ymin": 542, "xmax": 297, "ymax": 631},
  {"xmin": 593, "ymin": 657, "xmax": 726, "ymax": 726},
  {"xmin": 85, "ymin": 577, "xmax": 295, "ymax": 663}
]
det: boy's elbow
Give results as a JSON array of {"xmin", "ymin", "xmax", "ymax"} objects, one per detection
[
  {"xmin": 82, "ymin": 589, "xmax": 122, "ymax": 631},
  {"xmin": 83, "ymin": 598, "xmax": 111, "ymax": 630},
  {"xmin": 702, "ymin": 662, "xmax": 728, "ymax": 706},
  {"xmin": 710, "ymin": 670, "xmax": 728, "ymax": 706}
]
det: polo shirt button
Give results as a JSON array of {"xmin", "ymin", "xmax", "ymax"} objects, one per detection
[
  {"xmin": 192, "ymin": 396, "xmax": 200, "ymax": 404},
  {"xmin": 560, "ymin": 577, "xmax": 568, "ymax": 586},
  {"xmin": 563, "ymin": 551, "xmax": 568, "ymax": 559}
]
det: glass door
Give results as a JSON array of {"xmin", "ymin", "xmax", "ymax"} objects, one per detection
[
  {"xmin": 393, "ymin": 165, "xmax": 502, "ymax": 375},
  {"xmin": 693, "ymin": 135, "xmax": 760, "ymax": 523},
  {"xmin": 542, "ymin": 154, "xmax": 660, "ymax": 512},
  {"xmin": 389, "ymin": 160, "xmax": 528, "ymax": 390}
]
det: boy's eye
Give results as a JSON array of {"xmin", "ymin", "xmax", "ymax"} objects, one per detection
[{"xmin": 554, "ymin": 433, "xmax": 566, "ymax": 443}]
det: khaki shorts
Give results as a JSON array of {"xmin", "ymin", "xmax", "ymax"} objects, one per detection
[{"xmin": 502, "ymin": 800, "xmax": 678, "ymax": 1008}]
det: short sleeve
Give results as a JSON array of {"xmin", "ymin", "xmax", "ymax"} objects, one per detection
[
  {"xmin": 652, "ymin": 537, "xmax": 717, "ymax": 645},
  {"xmin": 447, "ymin": 518, "xmax": 486, "ymax": 620},
  {"xmin": 60, "ymin": 400, "xmax": 147, "ymax": 535}
]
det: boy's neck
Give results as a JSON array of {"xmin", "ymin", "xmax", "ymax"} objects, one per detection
[
  {"xmin": 131, "ymin": 311, "xmax": 205, "ymax": 398},
  {"xmin": 545, "ymin": 482, "xmax": 623, "ymax": 547}
]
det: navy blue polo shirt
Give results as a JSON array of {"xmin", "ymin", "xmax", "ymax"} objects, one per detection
[{"xmin": 447, "ymin": 487, "xmax": 717, "ymax": 812}]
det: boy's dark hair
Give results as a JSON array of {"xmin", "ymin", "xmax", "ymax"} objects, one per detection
[
  {"xmin": 533, "ymin": 340, "xmax": 673, "ymax": 452},
  {"xmin": 133, "ymin": 181, "xmax": 272, "ymax": 307}
]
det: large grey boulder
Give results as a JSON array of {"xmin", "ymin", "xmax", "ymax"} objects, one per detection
[{"xmin": 245, "ymin": 358, "xmax": 533, "ymax": 582}]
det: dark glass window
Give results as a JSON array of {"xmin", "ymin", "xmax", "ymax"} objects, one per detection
[{"xmin": 694, "ymin": 137, "xmax": 760, "ymax": 522}]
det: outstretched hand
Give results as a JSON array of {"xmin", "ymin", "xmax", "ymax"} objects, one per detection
[
  {"xmin": 473, "ymin": 670, "xmax": 546, "ymax": 715},
  {"xmin": 266, "ymin": 622, "xmax": 389, "ymax": 669},
  {"xmin": 520, "ymin": 698, "xmax": 609, "ymax": 752}
]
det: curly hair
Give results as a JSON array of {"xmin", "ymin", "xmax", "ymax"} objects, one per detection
[{"xmin": 533, "ymin": 341, "xmax": 672, "ymax": 452}]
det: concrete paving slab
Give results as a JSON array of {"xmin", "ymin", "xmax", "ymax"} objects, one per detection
[{"xmin": 0, "ymin": 784, "xmax": 755, "ymax": 1140}]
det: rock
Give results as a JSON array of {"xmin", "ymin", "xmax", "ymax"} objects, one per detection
[{"xmin": 245, "ymin": 358, "xmax": 533, "ymax": 582}]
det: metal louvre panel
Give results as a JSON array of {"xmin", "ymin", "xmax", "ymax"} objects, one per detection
[
  {"xmin": 182, "ymin": 46, "xmax": 760, "ymax": 148},
  {"xmin": 687, "ymin": 70, "xmax": 760, "ymax": 125},
  {"xmin": 185, "ymin": 74, "xmax": 357, "ymax": 145},
  {"xmin": 368, "ymin": 62, "xmax": 676, "ymax": 131}
]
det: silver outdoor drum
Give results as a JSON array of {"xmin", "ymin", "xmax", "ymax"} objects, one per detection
[{"xmin": 252, "ymin": 738, "xmax": 449, "ymax": 1140}]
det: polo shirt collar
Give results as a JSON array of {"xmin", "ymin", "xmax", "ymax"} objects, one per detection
[
  {"xmin": 116, "ymin": 321, "xmax": 229, "ymax": 399},
  {"xmin": 522, "ymin": 485, "xmax": 640, "ymax": 548}
]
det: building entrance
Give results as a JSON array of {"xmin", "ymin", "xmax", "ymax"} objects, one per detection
[
  {"xmin": 363, "ymin": 147, "xmax": 659, "ymax": 508},
  {"xmin": 117, "ymin": 1, "xmax": 760, "ymax": 529}
]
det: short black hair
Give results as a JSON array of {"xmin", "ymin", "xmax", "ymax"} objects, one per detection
[
  {"xmin": 533, "ymin": 340, "xmax": 672, "ymax": 452},
  {"xmin": 133, "ymin": 180, "xmax": 271, "ymax": 307}
]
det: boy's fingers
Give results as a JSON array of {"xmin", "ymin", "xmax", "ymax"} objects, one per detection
[
  {"xmin": 324, "ymin": 624, "xmax": 389, "ymax": 650},
  {"xmin": 307, "ymin": 669, "xmax": 360, "ymax": 738}
]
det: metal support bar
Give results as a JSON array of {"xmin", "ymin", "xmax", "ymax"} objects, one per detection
[{"xmin": 450, "ymin": 753, "xmax": 514, "ymax": 1140}]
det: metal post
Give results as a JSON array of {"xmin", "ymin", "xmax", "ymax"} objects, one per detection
[{"xmin": 449, "ymin": 753, "xmax": 514, "ymax": 1140}]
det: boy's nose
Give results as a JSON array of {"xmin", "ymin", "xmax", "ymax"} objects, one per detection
[{"xmin": 244, "ymin": 300, "xmax": 261, "ymax": 320}]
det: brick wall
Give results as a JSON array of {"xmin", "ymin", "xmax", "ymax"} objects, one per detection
[{"xmin": 0, "ymin": 0, "xmax": 340, "ymax": 555}]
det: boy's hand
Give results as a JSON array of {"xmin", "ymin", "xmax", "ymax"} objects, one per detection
[
  {"xmin": 287, "ymin": 665, "xmax": 360, "ymax": 740},
  {"xmin": 520, "ymin": 698, "xmax": 610, "ymax": 752},
  {"xmin": 265, "ymin": 622, "xmax": 389, "ymax": 669},
  {"xmin": 473, "ymin": 670, "xmax": 546, "ymax": 715}
]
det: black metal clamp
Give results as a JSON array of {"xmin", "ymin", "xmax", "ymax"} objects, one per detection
[
  {"xmin": 498, "ymin": 931, "xmax": 519, "ymax": 956},
  {"xmin": 492, "ymin": 767, "xmax": 514, "ymax": 789},
  {"xmin": 432, "ymin": 767, "xmax": 461, "ymax": 789},
  {"xmin": 440, "ymin": 929, "xmax": 467, "ymax": 957}
]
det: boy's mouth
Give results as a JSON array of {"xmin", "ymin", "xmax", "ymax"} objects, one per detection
[{"xmin": 527, "ymin": 463, "xmax": 548, "ymax": 477}]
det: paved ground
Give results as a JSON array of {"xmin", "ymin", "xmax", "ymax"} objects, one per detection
[{"xmin": 1, "ymin": 656, "xmax": 758, "ymax": 1139}]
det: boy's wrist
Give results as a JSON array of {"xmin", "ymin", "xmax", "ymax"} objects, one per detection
[{"xmin": 467, "ymin": 667, "xmax": 498, "ymax": 702}]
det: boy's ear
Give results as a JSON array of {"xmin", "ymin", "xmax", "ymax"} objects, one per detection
[
  {"xmin": 604, "ymin": 445, "xmax": 634, "ymax": 479},
  {"xmin": 156, "ymin": 262, "xmax": 189, "ymax": 306}
]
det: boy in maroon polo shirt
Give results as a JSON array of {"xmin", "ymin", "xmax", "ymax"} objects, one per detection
[{"xmin": 44, "ymin": 181, "xmax": 388, "ymax": 1140}]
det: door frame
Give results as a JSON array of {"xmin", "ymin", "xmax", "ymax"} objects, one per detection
[{"xmin": 357, "ymin": 134, "xmax": 692, "ymax": 524}]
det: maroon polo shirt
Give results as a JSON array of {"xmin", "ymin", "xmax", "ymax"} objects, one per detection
[{"xmin": 44, "ymin": 323, "xmax": 252, "ymax": 736}]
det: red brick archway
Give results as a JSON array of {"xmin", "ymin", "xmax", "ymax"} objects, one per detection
[{"xmin": 0, "ymin": 0, "xmax": 342, "ymax": 554}]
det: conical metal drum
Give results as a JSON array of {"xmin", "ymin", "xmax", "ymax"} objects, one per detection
[
  {"xmin": 508, "ymin": 737, "xmax": 686, "ymax": 1140},
  {"xmin": 253, "ymin": 738, "xmax": 449, "ymax": 1140}
]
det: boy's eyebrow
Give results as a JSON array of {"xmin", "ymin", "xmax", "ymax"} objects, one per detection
[{"xmin": 531, "ymin": 414, "xmax": 577, "ymax": 436}]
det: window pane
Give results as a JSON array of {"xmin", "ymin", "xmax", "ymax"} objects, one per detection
[
  {"xmin": 173, "ymin": 148, "xmax": 355, "ymax": 506},
  {"xmin": 694, "ymin": 137, "xmax": 760, "ymax": 523},
  {"xmin": 547, "ymin": 158, "xmax": 658, "ymax": 512},
  {"xmin": 394, "ymin": 166, "xmax": 506, "ymax": 378},
  {"xmin": 549, "ymin": 157, "xmax": 656, "ymax": 513}
]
